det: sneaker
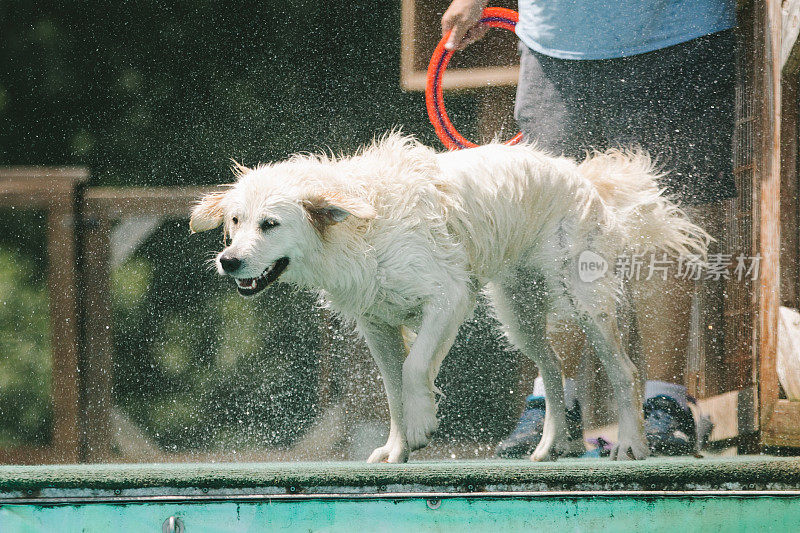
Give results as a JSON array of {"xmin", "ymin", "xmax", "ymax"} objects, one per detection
[
  {"xmin": 584, "ymin": 436, "xmax": 613, "ymax": 458},
  {"xmin": 644, "ymin": 394, "xmax": 696, "ymax": 456},
  {"xmin": 495, "ymin": 395, "xmax": 583, "ymax": 459}
]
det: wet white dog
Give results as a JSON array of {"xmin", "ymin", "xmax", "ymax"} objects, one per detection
[{"xmin": 190, "ymin": 134, "xmax": 708, "ymax": 463}]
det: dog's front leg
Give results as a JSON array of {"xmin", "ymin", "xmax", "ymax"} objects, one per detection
[
  {"xmin": 358, "ymin": 319, "xmax": 409, "ymax": 463},
  {"xmin": 403, "ymin": 291, "xmax": 474, "ymax": 452}
]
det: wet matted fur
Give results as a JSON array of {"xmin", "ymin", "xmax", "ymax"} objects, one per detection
[{"xmin": 191, "ymin": 134, "xmax": 708, "ymax": 463}]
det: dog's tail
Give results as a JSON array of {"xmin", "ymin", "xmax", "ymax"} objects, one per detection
[{"xmin": 577, "ymin": 148, "xmax": 711, "ymax": 258}]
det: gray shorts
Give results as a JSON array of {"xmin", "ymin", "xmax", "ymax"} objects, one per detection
[{"xmin": 515, "ymin": 30, "xmax": 736, "ymax": 205}]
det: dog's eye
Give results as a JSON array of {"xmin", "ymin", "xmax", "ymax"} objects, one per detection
[
  {"xmin": 260, "ymin": 219, "xmax": 279, "ymax": 231},
  {"xmin": 232, "ymin": 216, "xmax": 239, "ymax": 225}
]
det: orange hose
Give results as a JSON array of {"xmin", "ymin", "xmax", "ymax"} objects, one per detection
[{"xmin": 426, "ymin": 7, "xmax": 524, "ymax": 150}]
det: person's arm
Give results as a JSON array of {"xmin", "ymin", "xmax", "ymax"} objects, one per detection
[{"xmin": 441, "ymin": 0, "xmax": 490, "ymax": 51}]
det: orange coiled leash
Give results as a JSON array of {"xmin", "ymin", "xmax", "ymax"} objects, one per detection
[{"xmin": 425, "ymin": 7, "xmax": 524, "ymax": 150}]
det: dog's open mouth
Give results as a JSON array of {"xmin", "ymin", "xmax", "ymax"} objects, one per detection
[{"xmin": 234, "ymin": 257, "xmax": 290, "ymax": 296}]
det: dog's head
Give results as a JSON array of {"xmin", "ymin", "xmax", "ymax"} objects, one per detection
[{"xmin": 190, "ymin": 164, "xmax": 376, "ymax": 297}]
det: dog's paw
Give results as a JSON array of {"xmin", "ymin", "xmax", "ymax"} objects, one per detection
[
  {"xmin": 610, "ymin": 438, "xmax": 650, "ymax": 461},
  {"xmin": 530, "ymin": 446, "xmax": 558, "ymax": 462},
  {"xmin": 531, "ymin": 434, "xmax": 586, "ymax": 461},
  {"xmin": 405, "ymin": 414, "xmax": 438, "ymax": 451},
  {"xmin": 367, "ymin": 440, "xmax": 409, "ymax": 464},
  {"xmin": 558, "ymin": 436, "xmax": 587, "ymax": 458},
  {"xmin": 530, "ymin": 433, "xmax": 560, "ymax": 462},
  {"xmin": 403, "ymin": 393, "xmax": 439, "ymax": 452}
]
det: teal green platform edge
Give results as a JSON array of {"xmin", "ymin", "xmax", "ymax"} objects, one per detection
[
  {"xmin": 3, "ymin": 458, "xmax": 800, "ymax": 532},
  {"xmin": 4, "ymin": 495, "xmax": 800, "ymax": 533},
  {"xmin": 1, "ymin": 456, "xmax": 800, "ymax": 493}
]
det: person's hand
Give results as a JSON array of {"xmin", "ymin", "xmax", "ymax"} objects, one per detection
[{"xmin": 441, "ymin": 0, "xmax": 490, "ymax": 51}]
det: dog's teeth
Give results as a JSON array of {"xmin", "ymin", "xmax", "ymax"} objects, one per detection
[{"xmin": 236, "ymin": 278, "xmax": 257, "ymax": 289}]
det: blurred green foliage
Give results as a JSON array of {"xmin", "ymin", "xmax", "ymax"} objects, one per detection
[
  {"xmin": 110, "ymin": 221, "xmax": 322, "ymax": 451},
  {"xmin": 0, "ymin": 0, "xmax": 477, "ymax": 185},
  {"xmin": 0, "ymin": 246, "xmax": 52, "ymax": 447}
]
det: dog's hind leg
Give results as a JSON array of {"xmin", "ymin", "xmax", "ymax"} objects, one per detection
[
  {"xmin": 402, "ymin": 288, "xmax": 475, "ymax": 452},
  {"xmin": 358, "ymin": 319, "xmax": 409, "ymax": 463},
  {"xmin": 488, "ymin": 278, "xmax": 571, "ymax": 462},
  {"xmin": 582, "ymin": 310, "xmax": 649, "ymax": 461}
]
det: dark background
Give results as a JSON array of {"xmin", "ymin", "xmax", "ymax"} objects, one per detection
[{"xmin": 0, "ymin": 0, "xmax": 479, "ymax": 184}]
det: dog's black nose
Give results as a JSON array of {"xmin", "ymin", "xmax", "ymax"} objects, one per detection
[{"xmin": 219, "ymin": 254, "xmax": 242, "ymax": 273}]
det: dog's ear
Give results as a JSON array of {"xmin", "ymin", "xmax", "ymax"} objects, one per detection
[
  {"xmin": 302, "ymin": 191, "xmax": 376, "ymax": 228},
  {"xmin": 190, "ymin": 190, "xmax": 228, "ymax": 233}
]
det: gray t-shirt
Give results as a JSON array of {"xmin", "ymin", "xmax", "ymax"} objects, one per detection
[{"xmin": 516, "ymin": 0, "xmax": 736, "ymax": 60}]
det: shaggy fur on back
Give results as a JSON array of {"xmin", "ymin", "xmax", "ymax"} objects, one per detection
[{"xmin": 191, "ymin": 133, "xmax": 709, "ymax": 463}]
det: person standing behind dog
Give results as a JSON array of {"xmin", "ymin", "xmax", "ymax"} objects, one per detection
[{"xmin": 441, "ymin": 0, "xmax": 736, "ymax": 457}]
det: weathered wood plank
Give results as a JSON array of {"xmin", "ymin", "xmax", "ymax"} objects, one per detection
[
  {"xmin": 0, "ymin": 168, "xmax": 88, "ymax": 464},
  {"xmin": 697, "ymin": 387, "xmax": 759, "ymax": 442},
  {"xmin": 0, "ymin": 167, "xmax": 89, "ymax": 208},
  {"xmin": 401, "ymin": 66, "xmax": 520, "ymax": 91},
  {"xmin": 757, "ymin": 0, "xmax": 783, "ymax": 442},
  {"xmin": 47, "ymin": 204, "xmax": 82, "ymax": 463},
  {"xmin": 762, "ymin": 399, "xmax": 800, "ymax": 446},
  {"xmin": 0, "ymin": 167, "xmax": 88, "ymax": 181},
  {"xmin": 84, "ymin": 187, "xmax": 215, "ymax": 218},
  {"xmin": 79, "ymin": 216, "xmax": 114, "ymax": 463}
]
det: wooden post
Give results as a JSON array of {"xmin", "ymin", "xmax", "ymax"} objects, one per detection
[
  {"xmin": 755, "ymin": 0, "xmax": 782, "ymax": 438},
  {"xmin": 78, "ymin": 207, "xmax": 114, "ymax": 463},
  {"xmin": 0, "ymin": 167, "xmax": 89, "ymax": 463},
  {"xmin": 46, "ymin": 201, "xmax": 83, "ymax": 463}
]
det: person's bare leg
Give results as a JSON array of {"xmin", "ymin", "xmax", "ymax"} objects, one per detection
[
  {"xmin": 547, "ymin": 321, "xmax": 584, "ymax": 380},
  {"xmin": 631, "ymin": 276, "xmax": 694, "ymax": 384},
  {"xmin": 633, "ymin": 203, "xmax": 719, "ymax": 383}
]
